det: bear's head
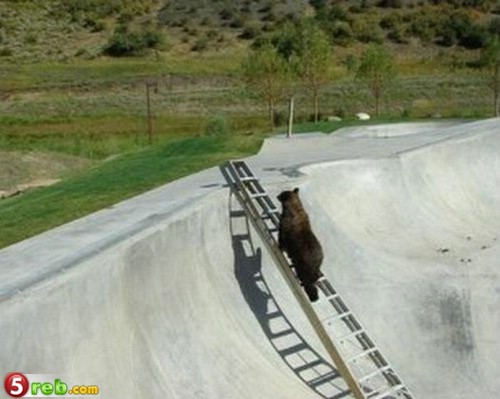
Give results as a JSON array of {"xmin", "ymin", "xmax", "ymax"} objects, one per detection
[{"xmin": 277, "ymin": 188, "xmax": 301, "ymax": 207}]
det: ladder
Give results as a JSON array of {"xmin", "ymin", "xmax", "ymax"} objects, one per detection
[{"xmin": 221, "ymin": 160, "xmax": 414, "ymax": 399}]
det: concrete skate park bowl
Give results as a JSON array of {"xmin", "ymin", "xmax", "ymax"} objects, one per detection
[{"xmin": 0, "ymin": 119, "xmax": 499, "ymax": 399}]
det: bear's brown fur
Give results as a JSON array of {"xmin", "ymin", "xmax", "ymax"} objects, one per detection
[{"xmin": 277, "ymin": 188, "xmax": 323, "ymax": 302}]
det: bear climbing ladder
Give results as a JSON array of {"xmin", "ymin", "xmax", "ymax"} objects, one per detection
[{"xmin": 221, "ymin": 160, "xmax": 414, "ymax": 399}]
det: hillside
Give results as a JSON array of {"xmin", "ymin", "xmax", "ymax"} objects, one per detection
[{"xmin": 0, "ymin": 0, "xmax": 499, "ymax": 63}]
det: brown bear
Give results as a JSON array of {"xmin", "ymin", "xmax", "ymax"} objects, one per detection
[{"xmin": 277, "ymin": 188, "xmax": 323, "ymax": 302}]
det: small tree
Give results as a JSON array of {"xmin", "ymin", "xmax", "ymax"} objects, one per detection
[
  {"xmin": 294, "ymin": 19, "xmax": 333, "ymax": 123},
  {"xmin": 356, "ymin": 44, "xmax": 395, "ymax": 117},
  {"xmin": 481, "ymin": 36, "xmax": 500, "ymax": 116},
  {"xmin": 242, "ymin": 43, "xmax": 291, "ymax": 131}
]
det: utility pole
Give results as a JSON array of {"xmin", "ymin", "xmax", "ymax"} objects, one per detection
[
  {"xmin": 146, "ymin": 80, "xmax": 158, "ymax": 145},
  {"xmin": 287, "ymin": 96, "xmax": 294, "ymax": 138}
]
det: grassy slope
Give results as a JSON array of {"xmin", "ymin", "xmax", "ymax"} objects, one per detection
[{"xmin": 0, "ymin": 134, "xmax": 262, "ymax": 249}]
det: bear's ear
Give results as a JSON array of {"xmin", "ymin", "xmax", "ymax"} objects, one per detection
[{"xmin": 293, "ymin": 187, "xmax": 299, "ymax": 193}]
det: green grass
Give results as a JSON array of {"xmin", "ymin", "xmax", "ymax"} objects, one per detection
[
  {"xmin": 0, "ymin": 52, "xmax": 245, "ymax": 90},
  {"xmin": 0, "ymin": 113, "xmax": 487, "ymax": 250},
  {"xmin": 0, "ymin": 134, "xmax": 263, "ymax": 249}
]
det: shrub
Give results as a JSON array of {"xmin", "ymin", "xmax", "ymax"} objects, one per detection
[
  {"xmin": 388, "ymin": 25, "xmax": 409, "ymax": 44},
  {"xmin": 204, "ymin": 115, "xmax": 230, "ymax": 136},
  {"xmin": 352, "ymin": 17, "xmax": 384, "ymax": 44},
  {"xmin": 438, "ymin": 11, "xmax": 489, "ymax": 49},
  {"xmin": 488, "ymin": 17, "xmax": 500, "ymax": 36},
  {"xmin": 273, "ymin": 110, "xmax": 287, "ymax": 127},
  {"xmin": 192, "ymin": 37, "xmax": 209, "ymax": 51},
  {"xmin": 24, "ymin": 33, "xmax": 38, "ymax": 45},
  {"xmin": 343, "ymin": 54, "xmax": 358, "ymax": 71},
  {"xmin": 380, "ymin": 12, "xmax": 403, "ymax": 30},
  {"xmin": 330, "ymin": 21, "xmax": 354, "ymax": 45},
  {"xmin": 459, "ymin": 26, "xmax": 488, "ymax": 49},
  {"xmin": 378, "ymin": 0, "xmax": 403, "ymax": 7},
  {"xmin": 0, "ymin": 47, "xmax": 13, "ymax": 57},
  {"xmin": 104, "ymin": 25, "xmax": 165, "ymax": 57},
  {"xmin": 240, "ymin": 22, "xmax": 261, "ymax": 40}
]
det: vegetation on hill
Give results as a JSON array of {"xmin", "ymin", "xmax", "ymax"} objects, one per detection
[{"xmin": 1, "ymin": 0, "xmax": 500, "ymax": 61}]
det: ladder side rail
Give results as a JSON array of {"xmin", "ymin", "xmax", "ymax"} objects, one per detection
[
  {"xmin": 300, "ymin": 202, "xmax": 413, "ymax": 395},
  {"xmin": 319, "ymin": 277, "xmax": 405, "ymax": 389},
  {"xmin": 227, "ymin": 177, "xmax": 366, "ymax": 399}
]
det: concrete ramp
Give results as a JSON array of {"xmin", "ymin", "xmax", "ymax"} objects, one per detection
[{"xmin": 0, "ymin": 119, "xmax": 499, "ymax": 399}]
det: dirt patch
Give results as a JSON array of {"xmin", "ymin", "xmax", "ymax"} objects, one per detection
[
  {"xmin": 0, "ymin": 151, "xmax": 93, "ymax": 198},
  {"xmin": 0, "ymin": 178, "xmax": 61, "ymax": 199}
]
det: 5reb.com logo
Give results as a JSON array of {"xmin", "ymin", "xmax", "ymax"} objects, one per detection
[{"xmin": 4, "ymin": 373, "xmax": 99, "ymax": 397}]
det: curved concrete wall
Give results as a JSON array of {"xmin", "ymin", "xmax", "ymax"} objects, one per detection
[
  {"xmin": 1, "ymin": 119, "xmax": 498, "ymax": 399},
  {"xmin": 301, "ymin": 124, "xmax": 500, "ymax": 398}
]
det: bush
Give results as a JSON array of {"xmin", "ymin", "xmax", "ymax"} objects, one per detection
[
  {"xmin": 388, "ymin": 25, "xmax": 409, "ymax": 44},
  {"xmin": 380, "ymin": 12, "xmax": 403, "ymax": 30},
  {"xmin": 240, "ymin": 22, "xmax": 261, "ymax": 40},
  {"xmin": 191, "ymin": 37, "xmax": 209, "ymax": 52},
  {"xmin": 0, "ymin": 47, "xmax": 13, "ymax": 57},
  {"xmin": 488, "ymin": 17, "xmax": 500, "ymax": 36},
  {"xmin": 104, "ymin": 26, "xmax": 165, "ymax": 57},
  {"xmin": 378, "ymin": 0, "xmax": 401, "ymax": 7},
  {"xmin": 353, "ymin": 17, "xmax": 384, "ymax": 43},
  {"xmin": 330, "ymin": 21, "xmax": 354, "ymax": 45},
  {"xmin": 204, "ymin": 115, "xmax": 230, "ymax": 136},
  {"xmin": 308, "ymin": 112, "xmax": 324, "ymax": 122},
  {"xmin": 342, "ymin": 54, "xmax": 358, "ymax": 71},
  {"xmin": 273, "ymin": 110, "xmax": 287, "ymax": 127},
  {"xmin": 438, "ymin": 11, "xmax": 489, "ymax": 49},
  {"xmin": 459, "ymin": 26, "xmax": 488, "ymax": 49}
]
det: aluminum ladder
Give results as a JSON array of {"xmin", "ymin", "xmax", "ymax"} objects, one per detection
[{"xmin": 221, "ymin": 160, "xmax": 414, "ymax": 399}]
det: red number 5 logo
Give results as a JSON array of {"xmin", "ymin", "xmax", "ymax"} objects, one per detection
[{"xmin": 4, "ymin": 373, "xmax": 29, "ymax": 398}]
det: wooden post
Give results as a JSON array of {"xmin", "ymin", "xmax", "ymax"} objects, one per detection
[
  {"xmin": 287, "ymin": 96, "xmax": 294, "ymax": 138},
  {"xmin": 146, "ymin": 80, "xmax": 158, "ymax": 145}
]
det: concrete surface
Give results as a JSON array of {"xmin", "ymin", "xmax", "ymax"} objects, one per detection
[{"xmin": 0, "ymin": 119, "xmax": 499, "ymax": 398}]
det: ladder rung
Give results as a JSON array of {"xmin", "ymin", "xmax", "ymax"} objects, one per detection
[
  {"xmin": 261, "ymin": 209, "xmax": 279, "ymax": 217},
  {"xmin": 324, "ymin": 293, "xmax": 340, "ymax": 301},
  {"xmin": 239, "ymin": 176, "xmax": 257, "ymax": 182},
  {"xmin": 359, "ymin": 366, "xmax": 392, "ymax": 383},
  {"xmin": 368, "ymin": 384, "xmax": 405, "ymax": 399},
  {"xmin": 347, "ymin": 347, "xmax": 378, "ymax": 363},
  {"xmin": 249, "ymin": 192, "xmax": 267, "ymax": 199},
  {"xmin": 337, "ymin": 328, "xmax": 364, "ymax": 343},
  {"xmin": 324, "ymin": 311, "xmax": 352, "ymax": 325}
]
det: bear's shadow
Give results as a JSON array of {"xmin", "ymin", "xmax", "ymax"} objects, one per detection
[{"xmin": 228, "ymin": 196, "xmax": 350, "ymax": 399}]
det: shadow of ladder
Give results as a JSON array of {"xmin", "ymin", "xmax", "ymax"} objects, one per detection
[
  {"xmin": 229, "ymin": 196, "xmax": 350, "ymax": 399},
  {"xmin": 220, "ymin": 160, "xmax": 415, "ymax": 399}
]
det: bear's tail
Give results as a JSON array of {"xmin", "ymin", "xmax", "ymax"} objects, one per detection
[{"xmin": 304, "ymin": 284, "xmax": 319, "ymax": 302}]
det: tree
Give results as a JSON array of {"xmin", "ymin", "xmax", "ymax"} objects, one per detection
[
  {"xmin": 294, "ymin": 19, "xmax": 333, "ymax": 123},
  {"xmin": 481, "ymin": 36, "xmax": 500, "ymax": 116},
  {"xmin": 242, "ymin": 43, "xmax": 291, "ymax": 131},
  {"xmin": 356, "ymin": 44, "xmax": 395, "ymax": 117}
]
